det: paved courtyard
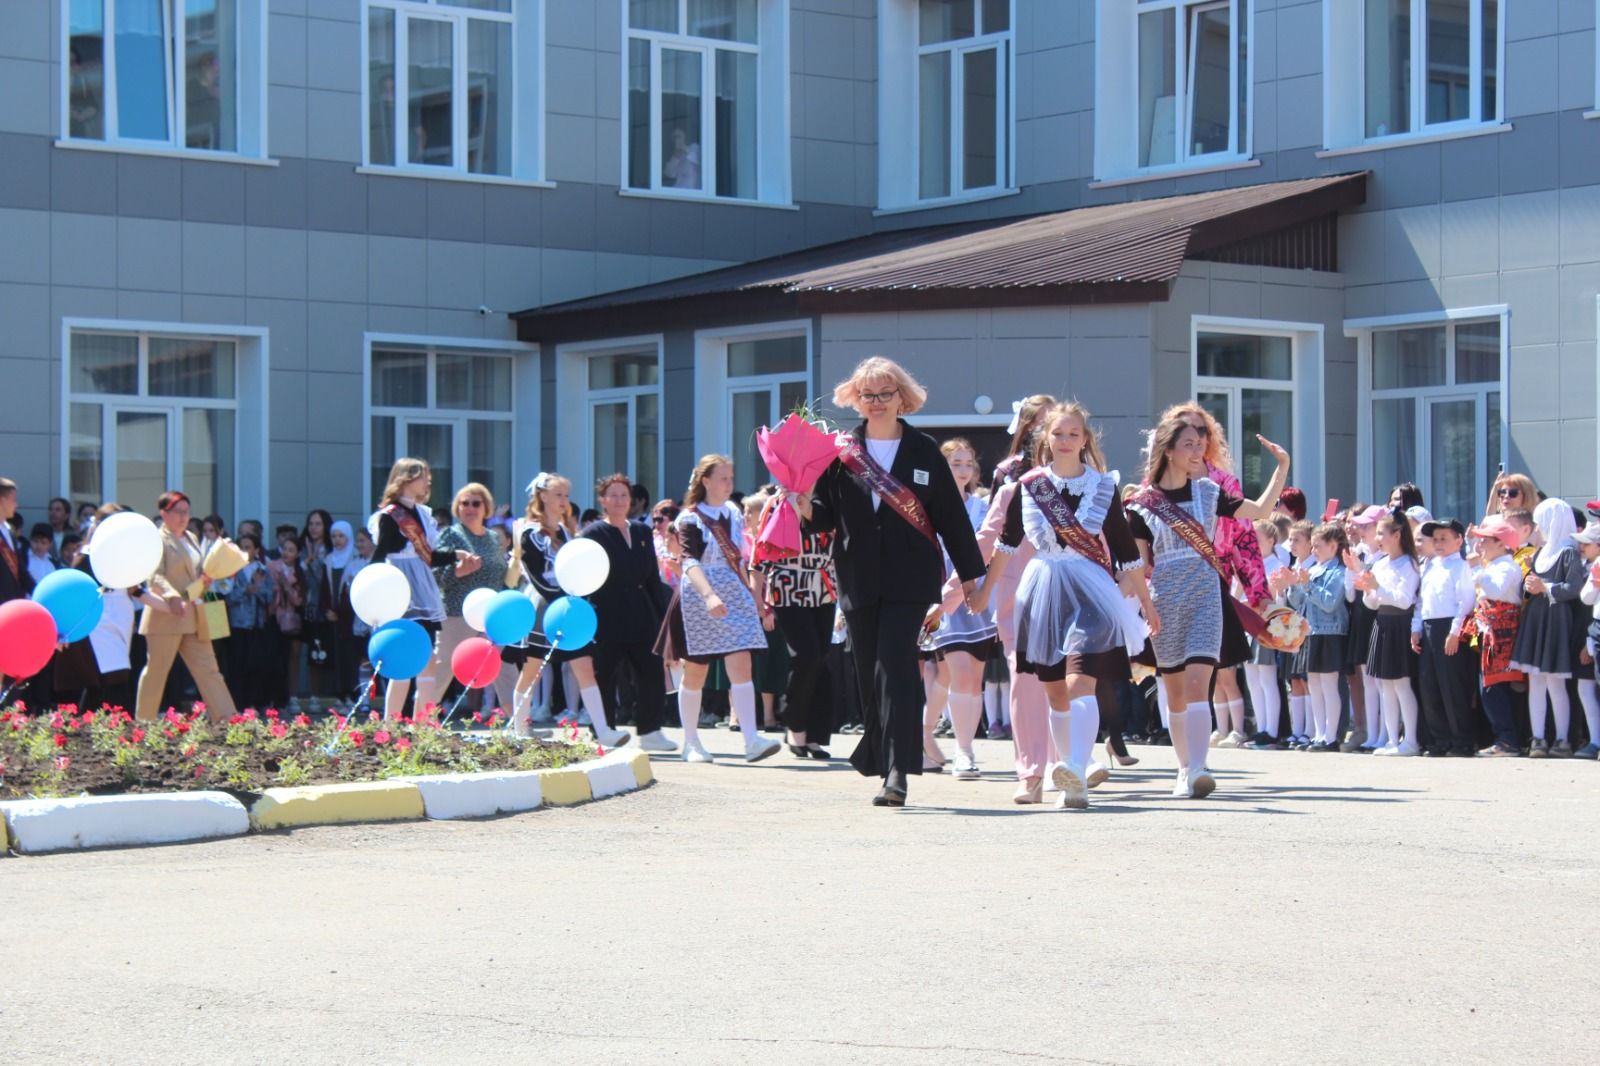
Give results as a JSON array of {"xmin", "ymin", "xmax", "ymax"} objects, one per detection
[{"xmin": 6, "ymin": 730, "xmax": 1597, "ymax": 1065}]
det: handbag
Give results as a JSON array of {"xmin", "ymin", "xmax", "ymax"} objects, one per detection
[{"xmin": 201, "ymin": 595, "xmax": 231, "ymax": 641}]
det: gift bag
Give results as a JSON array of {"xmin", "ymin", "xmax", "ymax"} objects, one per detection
[{"xmin": 202, "ymin": 595, "xmax": 231, "ymax": 641}]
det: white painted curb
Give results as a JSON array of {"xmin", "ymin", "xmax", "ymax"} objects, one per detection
[
  {"xmin": 410, "ymin": 770, "xmax": 545, "ymax": 820},
  {"xmin": 0, "ymin": 791, "xmax": 249, "ymax": 855},
  {"xmin": 584, "ymin": 747, "xmax": 644, "ymax": 799}
]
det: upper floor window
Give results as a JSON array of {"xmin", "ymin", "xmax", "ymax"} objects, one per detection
[
  {"xmin": 625, "ymin": 0, "xmax": 790, "ymax": 204},
  {"xmin": 366, "ymin": 0, "xmax": 543, "ymax": 181},
  {"xmin": 64, "ymin": 0, "xmax": 267, "ymax": 156},
  {"xmin": 1324, "ymin": 0, "xmax": 1502, "ymax": 150},
  {"xmin": 880, "ymin": 0, "xmax": 1014, "ymax": 209},
  {"xmin": 1093, "ymin": 1, "xmax": 1249, "ymax": 181}
]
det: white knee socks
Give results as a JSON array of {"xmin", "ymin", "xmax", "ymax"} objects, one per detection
[
  {"xmin": 581, "ymin": 684, "xmax": 622, "ymax": 744},
  {"xmin": 1312, "ymin": 673, "xmax": 1342, "ymax": 743},
  {"xmin": 1157, "ymin": 684, "xmax": 1171, "ymax": 731},
  {"xmin": 1579, "ymin": 679, "xmax": 1600, "ymax": 747},
  {"xmin": 1288, "ymin": 693, "xmax": 1307, "ymax": 738},
  {"xmin": 1048, "ymin": 706, "xmax": 1072, "ymax": 769},
  {"xmin": 1187, "ymin": 702, "xmax": 1212, "ymax": 772},
  {"xmin": 730, "ymin": 681, "xmax": 760, "ymax": 739},
  {"xmin": 1379, "ymin": 678, "xmax": 1418, "ymax": 747},
  {"xmin": 1546, "ymin": 674, "xmax": 1572, "ymax": 742},
  {"xmin": 678, "ymin": 686, "xmax": 703, "ymax": 747},
  {"xmin": 1070, "ymin": 696, "xmax": 1100, "ymax": 770},
  {"xmin": 1244, "ymin": 665, "xmax": 1279, "ymax": 737},
  {"xmin": 1219, "ymin": 699, "xmax": 1244, "ymax": 738},
  {"xmin": 948, "ymin": 691, "xmax": 983, "ymax": 752},
  {"xmin": 1306, "ymin": 682, "xmax": 1326, "ymax": 743}
]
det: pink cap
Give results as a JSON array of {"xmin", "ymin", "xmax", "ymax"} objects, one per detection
[
  {"xmin": 1349, "ymin": 505, "xmax": 1388, "ymax": 526},
  {"xmin": 1468, "ymin": 515, "xmax": 1523, "ymax": 550}
]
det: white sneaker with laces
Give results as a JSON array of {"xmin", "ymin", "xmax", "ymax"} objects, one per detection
[
  {"xmin": 1209, "ymin": 730, "xmax": 1225, "ymax": 748},
  {"xmin": 1171, "ymin": 769, "xmax": 1191, "ymax": 798},
  {"xmin": 1397, "ymin": 741, "xmax": 1422, "ymax": 757},
  {"xmin": 596, "ymin": 728, "xmax": 631, "ymax": 750},
  {"xmin": 1085, "ymin": 761, "xmax": 1109, "ymax": 789},
  {"xmin": 953, "ymin": 749, "xmax": 980, "ymax": 780},
  {"xmin": 1051, "ymin": 762, "xmax": 1089, "ymax": 809},
  {"xmin": 744, "ymin": 736, "xmax": 782, "ymax": 763},
  {"xmin": 1188, "ymin": 767, "xmax": 1216, "ymax": 799},
  {"xmin": 637, "ymin": 730, "xmax": 677, "ymax": 753},
  {"xmin": 1220, "ymin": 731, "xmax": 1247, "ymax": 749},
  {"xmin": 1374, "ymin": 744, "xmax": 1401, "ymax": 756},
  {"xmin": 683, "ymin": 740, "xmax": 714, "ymax": 762}
]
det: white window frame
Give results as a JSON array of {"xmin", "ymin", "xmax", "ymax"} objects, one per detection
[
  {"xmin": 362, "ymin": 333, "xmax": 538, "ymax": 512},
  {"xmin": 59, "ymin": 318, "xmax": 269, "ymax": 524},
  {"xmin": 57, "ymin": 0, "xmax": 270, "ymax": 162},
  {"xmin": 360, "ymin": 0, "xmax": 548, "ymax": 186},
  {"xmin": 554, "ymin": 335, "xmax": 665, "ymax": 502},
  {"xmin": 693, "ymin": 319, "xmax": 813, "ymax": 477},
  {"xmin": 1092, "ymin": 0, "xmax": 1252, "ymax": 184},
  {"xmin": 1348, "ymin": 306, "xmax": 1508, "ymax": 519},
  {"xmin": 879, "ymin": 0, "xmax": 1016, "ymax": 211},
  {"xmin": 620, "ymin": 0, "xmax": 792, "ymax": 207},
  {"xmin": 1189, "ymin": 316, "xmax": 1325, "ymax": 507},
  {"xmin": 1321, "ymin": 0, "xmax": 1507, "ymax": 154}
]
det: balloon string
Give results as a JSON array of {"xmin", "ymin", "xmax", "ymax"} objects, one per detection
[{"xmin": 324, "ymin": 659, "xmax": 381, "ymax": 754}]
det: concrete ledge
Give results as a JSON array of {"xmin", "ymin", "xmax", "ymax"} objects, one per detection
[
  {"xmin": 249, "ymin": 780, "xmax": 425, "ymax": 830},
  {"xmin": 628, "ymin": 749, "xmax": 654, "ymax": 787},
  {"xmin": 0, "ymin": 792, "xmax": 249, "ymax": 854},
  {"xmin": 410, "ymin": 770, "xmax": 544, "ymax": 820},
  {"xmin": 585, "ymin": 751, "xmax": 641, "ymax": 800},
  {"xmin": 538, "ymin": 767, "xmax": 593, "ymax": 806}
]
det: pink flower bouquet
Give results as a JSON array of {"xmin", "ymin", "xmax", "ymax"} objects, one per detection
[{"xmin": 751, "ymin": 413, "xmax": 845, "ymax": 564}]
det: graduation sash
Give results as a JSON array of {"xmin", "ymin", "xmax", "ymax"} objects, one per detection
[
  {"xmin": 837, "ymin": 436, "xmax": 937, "ymax": 545},
  {"xmin": 382, "ymin": 503, "xmax": 434, "ymax": 560},
  {"xmin": 994, "ymin": 453, "xmax": 1028, "ymax": 486},
  {"xmin": 1020, "ymin": 469, "xmax": 1112, "ymax": 574},
  {"xmin": 701, "ymin": 513, "xmax": 751, "ymax": 589},
  {"xmin": 1130, "ymin": 484, "xmax": 1267, "ymax": 640}
]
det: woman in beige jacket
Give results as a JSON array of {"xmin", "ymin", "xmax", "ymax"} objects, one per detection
[{"xmin": 133, "ymin": 490, "xmax": 239, "ymax": 722}]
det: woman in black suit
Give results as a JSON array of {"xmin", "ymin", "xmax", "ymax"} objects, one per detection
[{"xmin": 791, "ymin": 357, "xmax": 985, "ymax": 806}]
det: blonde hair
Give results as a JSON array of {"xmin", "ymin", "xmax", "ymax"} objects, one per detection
[
  {"xmin": 451, "ymin": 482, "xmax": 495, "ymax": 519},
  {"xmin": 1252, "ymin": 519, "xmax": 1279, "ymax": 546},
  {"xmin": 379, "ymin": 457, "xmax": 430, "ymax": 508},
  {"xmin": 1038, "ymin": 402, "xmax": 1108, "ymax": 473},
  {"xmin": 1486, "ymin": 473, "xmax": 1539, "ymax": 516},
  {"xmin": 742, "ymin": 491, "xmax": 770, "ymax": 526},
  {"xmin": 1006, "ymin": 394, "xmax": 1056, "ymax": 458},
  {"xmin": 940, "ymin": 437, "xmax": 981, "ymax": 496},
  {"xmin": 1158, "ymin": 401, "xmax": 1233, "ymax": 475},
  {"xmin": 683, "ymin": 454, "xmax": 733, "ymax": 510},
  {"xmin": 832, "ymin": 356, "xmax": 928, "ymax": 416},
  {"xmin": 525, "ymin": 473, "xmax": 577, "ymax": 535}
]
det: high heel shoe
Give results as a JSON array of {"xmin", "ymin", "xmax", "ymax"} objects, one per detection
[
  {"xmin": 787, "ymin": 744, "xmax": 811, "ymax": 759},
  {"xmin": 1012, "ymin": 777, "xmax": 1043, "ymax": 804},
  {"xmin": 1107, "ymin": 737, "xmax": 1138, "ymax": 767}
]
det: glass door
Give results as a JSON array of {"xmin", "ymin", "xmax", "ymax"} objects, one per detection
[
  {"xmin": 1428, "ymin": 397, "xmax": 1478, "ymax": 523},
  {"xmin": 404, "ymin": 419, "xmax": 455, "ymax": 499},
  {"xmin": 728, "ymin": 381, "xmax": 809, "ymax": 493},
  {"xmin": 115, "ymin": 408, "xmax": 169, "ymax": 507}
]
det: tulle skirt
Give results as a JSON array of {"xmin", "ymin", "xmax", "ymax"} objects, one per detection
[{"xmin": 1014, "ymin": 554, "xmax": 1148, "ymax": 678}]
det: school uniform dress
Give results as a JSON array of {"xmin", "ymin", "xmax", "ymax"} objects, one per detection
[
  {"xmin": 931, "ymin": 493, "xmax": 999, "ymax": 661},
  {"xmin": 657, "ymin": 502, "xmax": 767, "ymax": 664},
  {"xmin": 1289, "ymin": 560, "xmax": 1350, "ymax": 674},
  {"xmin": 805, "ymin": 420, "xmax": 985, "ymax": 781},
  {"xmin": 1279, "ymin": 556, "xmax": 1315, "ymax": 682},
  {"xmin": 1361, "ymin": 554, "xmax": 1420, "ymax": 681},
  {"xmin": 1125, "ymin": 478, "xmax": 1246, "ymax": 673},
  {"xmin": 1413, "ymin": 552, "xmax": 1477, "ymax": 754},
  {"xmin": 367, "ymin": 499, "xmax": 449, "ymax": 626},
  {"xmin": 581, "ymin": 518, "xmax": 671, "ymax": 737},
  {"xmin": 1009, "ymin": 467, "xmax": 1144, "ymax": 683},
  {"xmin": 1344, "ymin": 545, "xmax": 1379, "ymax": 673},
  {"xmin": 1510, "ymin": 546, "xmax": 1588, "ymax": 677},
  {"xmin": 511, "ymin": 522, "xmax": 594, "ymax": 666}
]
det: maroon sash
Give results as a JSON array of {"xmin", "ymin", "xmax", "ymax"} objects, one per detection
[
  {"xmin": 1020, "ymin": 469, "xmax": 1112, "ymax": 573},
  {"xmin": 837, "ymin": 436, "xmax": 938, "ymax": 545},
  {"xmin": 382, "ymin": 503, "xmax": 433, "ymax": 560},
  {"xmin": 1130, "ymin": 484, "xmax": 1267, "ymax": 639},
  {"xmin": 701, "ymin": 513, "xmax": 750, "ymax": 587},
  {"xmin": 994, "ymin": 454, "xmax": 1028, "ymax": 486}
]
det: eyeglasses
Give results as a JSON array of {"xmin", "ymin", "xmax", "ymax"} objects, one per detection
[
  {"xmin": 859, "ymin": 387, "xmax": 899, "ymax": 405},
  {"xmin": 458, "ymin": 499, "xmax": 485, "ymax": 509},
  {"xmin": 1497, "ymin": 487, "xmax": 1520, "ymax": 498}
]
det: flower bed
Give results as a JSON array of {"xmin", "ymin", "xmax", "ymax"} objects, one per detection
[{"xmin": 0, "ymin": 705, "xmax": 597, "ymax": 801}]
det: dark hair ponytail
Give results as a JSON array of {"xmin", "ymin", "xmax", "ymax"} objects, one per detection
[{"xmin": 1387, "ymin": 507, "xmax": 1417, "ymax": 560}]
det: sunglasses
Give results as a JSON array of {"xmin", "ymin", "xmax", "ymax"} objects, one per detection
[
  {"xmin": 1497, "ymin": 487, "xmax": 1520, "ymax": 498},
  {"xmin": 860, "ymin": 387, "xmax": 899, "ymax": 404},
  {"xmin": 458, "ymin": 498, "xmax": 485, "ymax": 509},
  {"xmin": 652, "ymin": 515, "xmax": 670, "ymax": 525}
]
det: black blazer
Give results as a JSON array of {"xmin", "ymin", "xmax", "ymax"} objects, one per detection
[
  {"xmin": 0, "ymin": 530, "xmax": 33, "ymax": 605},
  {"xmin": 580, "ymin": 519, "xmax": 671, "ymax": 645},
  {"xmin": 806, "ymin": 420, "xmax": 985, "ymax": 611}
]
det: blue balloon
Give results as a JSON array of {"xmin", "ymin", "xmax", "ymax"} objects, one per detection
[
  {"xmin": 368, "ymin": 619, "xmax": 433, "ymax": 681},
  {"xmin": 543, "ymin": 596, "xmax": 597, "ymax": 651},
  {"xmin": 34, "ymin": 568, "xmax": 103, "ymax": 643},
  {"xmin": 484, "ymin": 589, "xmax": 536, "ymax": 646}
]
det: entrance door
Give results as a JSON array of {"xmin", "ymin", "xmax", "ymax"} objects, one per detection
[
  {"xmin": 404, "ymin": 419, "xmax": 455, "ymax": 500},
  {"xmin": 114, "ymin": 409, "xmax": 170, "ymax": 508}
]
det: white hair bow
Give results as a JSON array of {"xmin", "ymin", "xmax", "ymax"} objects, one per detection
[
  {"xmin": 526, "ymin": 471, "xmax": 555, "ymax": 496},
  {"xmin": 1006, "ymin": 399, "xmax": 1024, "ymax": 436}
]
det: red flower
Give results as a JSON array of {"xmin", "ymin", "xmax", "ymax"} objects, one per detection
[
  {"xmin": 183, "ymin": 745, "xmax": 197, "ymax": 758},
  {"xmin": 55, "ymin": 755, "xmax": 71, "ymax": 770},
  {"xmin": 487, "ymin": 714, "xmax": 503, "ymax": 729},
  {"xmin": 264, "ymin": 709, "xmax": 279, "ymax": 720},
  {"xmin": 165, "ymin": 708, "xmax": 181, "ymax": 724},
  {"xmin": 228, "ymin": 714, "xmax": 246, "ymax": 726},
  {"xmin": 130, "ymin": 728, "xmax": 146, "ymax": 743},
  {"xmin": 472, "ymin": 712, "xmax": 484, "ymax": 724},
  {"xmin": 373, "ymin": 730, "xmax": 391, "ymax": 746},
  {"xmin": 190, "ymin": 703, "xmax": 205, "ymax": 718},
  {"xmin": 52, "ymin": 733, "xmax": 67, "ymax": 748},
  {"xmin": 395, "ymin": 737, "xmax": 412, "ymax": 751},
  {"xmin": 293, "ymin": 714, "xmax": 311, "ymax": 728},
  {"xmin": 348, "ymin": 731, "xmax": 365, "ymax": 746},
  {"xmin": 176, "ymin": 722, "xmax": 191, "ymax": 734},
  {"xmin": 367, "ymin": 710, "xmax": 379, "ymax": 723},
  {"xmin": 243, "ymin": 709, "xmax": 258, "ymax": 721},
  {"xmin": 269, "ymin": 723, "xmax": 287, "ymax": 738},
  {"xmin": 596, "ymin": 744, "xmax": 606, "ymax": 756},
  {"xmin": 193, "ymin": 765, "xmax": 205, "ymax": 778}
]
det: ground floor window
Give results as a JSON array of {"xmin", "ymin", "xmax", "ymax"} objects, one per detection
[
  {"xmin": 1195, "ymin": 329, "xmax": 1295, "ymax": 498},
  {"xmin": 1366, "ymin": 318, "xmax": 1501, "ymax": 522},
  {"xmin": 369, "ymin": 344, "xmax": 515, "ymax": 507},
  {"xmin": 722, "ymin": 333, "xmax": 808, "ymax": 494},
  {"xmin": 587, "ymin": 349, "xmax": 661, "ymax": 499},
  {"xmin": 68, "ymin": 330, "xmax": 239, "ymax": 519}
]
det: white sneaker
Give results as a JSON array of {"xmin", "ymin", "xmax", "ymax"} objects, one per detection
[
  {"xmin": 1220, "ymin": 731, "xmax": 1247, "ymax": 749},
  {"xmin": 744, "ymin": 736, "xmax": 781, "ymax": 763},
  {"xmin": 1051, "ymin": 763, "xmax": 1088, "ymax": 809},
  {"xmin": 1171, "ymin": 769, "xmax": 1192, "ymax": 798},
  {"xmin": 1374, "ymin": 744, "xmax": 1401, "ymax": 756},
  {"xmin": 596, "ymin": 728, "xmax": 631, "ymax": 750},
  {"xmin": 1209, "ymin": 730, "xmax": 1225, "ymax": 748},
  {"xmin": 637, "ymin": 730, "xmax": 677, "ymax": 753},
  {"xmin": 953, "ymin": 750, "xmax": 980, "ymax": 780},
  {"xmin": 683, "ymin": 740, "xmax": 714, "ymax": 763},
  {"xmin": 1085, "ymin": 761, "xmax": 1109, "ymax": 789},
  {"xmin": 1396, "ymin": 741, "xmax": 1422, "ymax": 757},
  {"xmin": 1188, "ymin": 767, "xmax": 1215, "ymax": 799}
]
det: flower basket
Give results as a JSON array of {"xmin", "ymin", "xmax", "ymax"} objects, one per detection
[{"xmin": 1255, "ymin": 605, "xmax": 1310, "ymax": 653}]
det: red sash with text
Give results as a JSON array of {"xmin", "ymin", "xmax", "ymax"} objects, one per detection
[
  {"xmin": 837, "ymin": 436, "xmax": 938, "ymax": 546},
  {"xmin": 702, "ymin": 513, "xmax": 751, "ymax": 590},
  {"xmin": 382, "ymin": 503, "xmax": 434, "ymax": 560},
  {"xmin": 1130, "ymin": 485, "xmax": 1267, "ymax": 639},
  {"xmin": 1020, "ymin": 469, "xmax": 1112, "ymax": 574}
]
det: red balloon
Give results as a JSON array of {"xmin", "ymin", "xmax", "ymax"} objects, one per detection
[
  {"xmin": 0, "ymin": 600, "xmax": 59, "ymax": 679},
  {"xmin": 450, "ymin": 637, "xmax": 502, "ymax": 689}
]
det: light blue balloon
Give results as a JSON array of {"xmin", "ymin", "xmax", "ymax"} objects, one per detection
[
  {"xmin": 544, "ymin": 596, "xmax": 597, "ymax": 650},
  {"xmin": 483, "ymin": 588, "xmax": 536, "ymax": 646},
  {"xmin": 34, "ymin": 568, "xmax": 103, "ymax": 643},
  {"xmin": 368, "ymin": 619, "xmax": 433, "ymax": 680}
]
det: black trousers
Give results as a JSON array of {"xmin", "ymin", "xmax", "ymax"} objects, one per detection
[
  {"xmin": 1418, "ymin": 619, "xmax": 1473, "ymax": 753},
  {"xmin": 774, "ymin": 604, "xmax": 835, "ymax": 745},
  {"xmin": 843, "ymin": 600, "xmax": 927, "ymax": 779},
  {"xmin": 593, "ymin": 638, "xmax": 665, "ymax": 737}
]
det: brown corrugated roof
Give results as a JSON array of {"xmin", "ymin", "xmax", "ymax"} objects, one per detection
[{"xmin": 514, "ymin": 173, "xmax": 1366, "ymax": 338}]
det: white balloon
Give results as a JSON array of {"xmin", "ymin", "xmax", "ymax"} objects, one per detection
[
  {"xmin": 350, "ymin": 563, "xmax": 411, "ymax": 626},
  {"xmin": 553, "ymin": 538, "xmax": 610, "ymax": 597},
  {"xmin": 87, "ymin": 512, "xmax": 164, "ymax": 589},
  {"xmin": 462, "ymin": 587, "xmax": 497, "ymax": 632}
]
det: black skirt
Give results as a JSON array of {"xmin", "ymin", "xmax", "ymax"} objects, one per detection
[
  {"xmin": 1366, "ymin": 609, "xmax": 1416, "ymax": 681},
  {"xmin": 1345, "ymin": 600, "xmax": 1377, "ymax": 671},
  {"xmin": 1016, "ymin": 646, "xmax": 1132, "ymax": 683},
  {"xmin": 1305, "ymin": 632, "xmax": 1348, "ymax": 675},
  {"xmin": 936, "ymin": 637, "xmax": 997, "ymax": 663}
]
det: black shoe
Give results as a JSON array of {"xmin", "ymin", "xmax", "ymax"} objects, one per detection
[
  {"xmin": 872, "ymin": 785, "xmax": 907, "ymax": 807},
  {"xmin": 805, "ymin": 745, "xmax": 832, "ymax": 760},
  {"xmin": 787, "ymin": 744, "xmax": 810, "ymax": 759},
  {"xmin": 1246, "ymin": 732, "xmax": 1278, "ymax": 749},
  {"xmin": 728, "ymin": 719, "xmax": 741, "ymax": 732},
  {"xmin": 1446, "ymin": 747, "xmax": 1476, "ymax": 758},
  {"xmin": 1423, "ymin": 748, "xmax": 1447, "ymax": 758}
]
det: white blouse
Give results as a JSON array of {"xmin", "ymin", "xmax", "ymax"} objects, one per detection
[{"xmin": 1362, "ymin": 553, "xmax": 1420, "ymax": 611}]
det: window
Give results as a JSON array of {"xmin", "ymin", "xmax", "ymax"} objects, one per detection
[
  {"xmin": 1365, "ymin": 319, "xmax": 1502, "ymax": 521},
  {"xmin": 1094, "ymin": 1, "xmax": 1249, "ymax": 180},
  {"xmin": 365, "ymin": 0, "xmax": 539, "ymax": 180},
  {"xmin": 368, "ymin": 345, "xmax": 515, "ymax": 508},
  {"xmin": 722, "ymin": 334, "xmax": 808, "ymax": 493},
  {"xmin": 587, "ymin": 350, "xmax": 661, "ymax": 497},
  {"xmin": 625, "ymin": 0, "xmax": 789, "ymax": 203},
  {"xmin": 1194, "ymin": 331, "xmax": 1293, "ymax": 498},
  {"xmin": 1324, "ymin": 0, "xmax": 1501, "ymax": 149},
  {"xmin": 68, "ymin": 330, "xmax": 239, "ymax": 518},
  {"xmin": 63, "ymin": 0, "xmax": 266, "ymax": 156}
]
